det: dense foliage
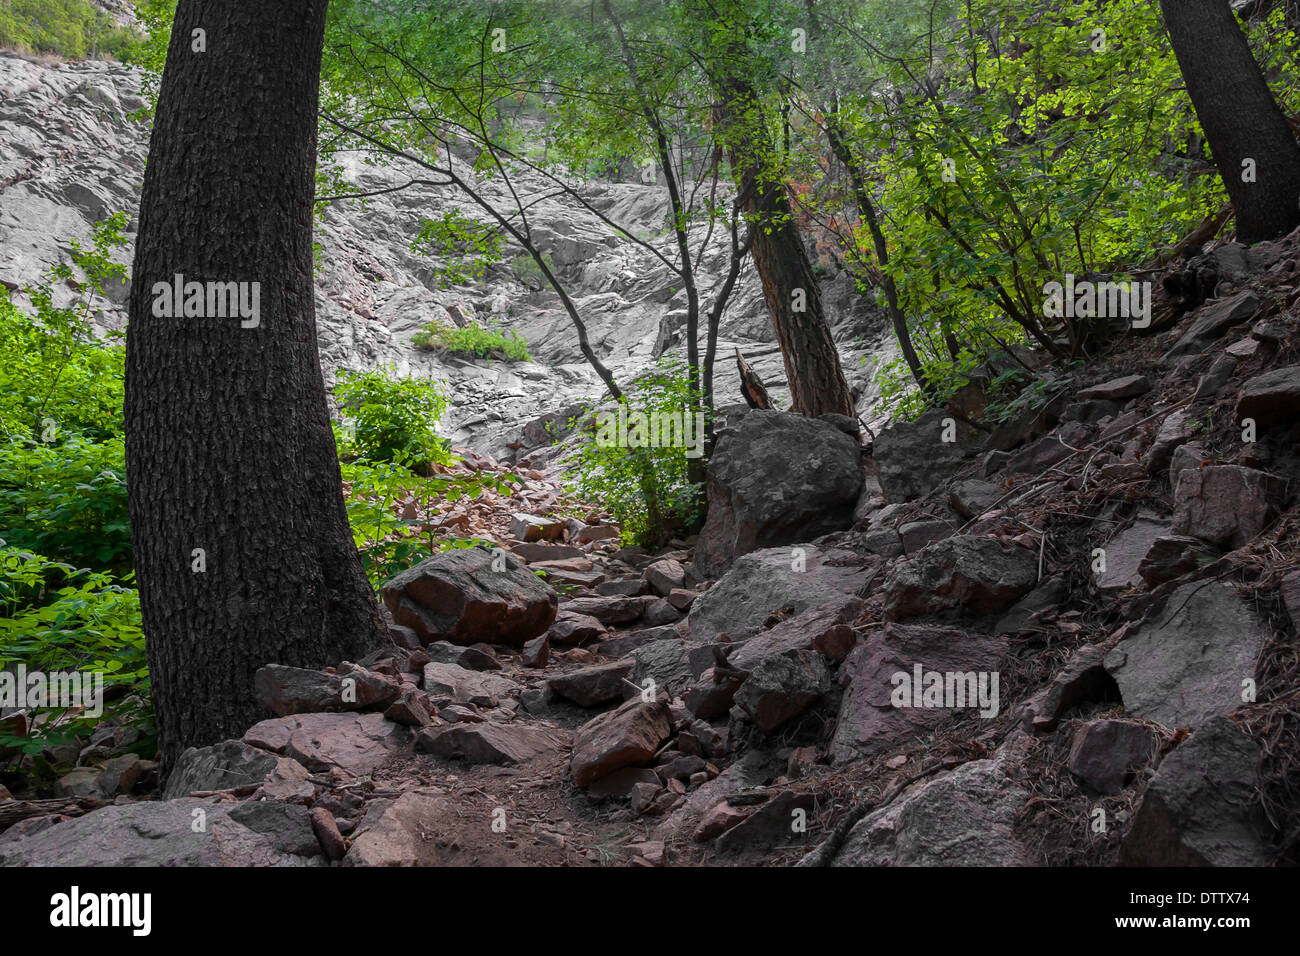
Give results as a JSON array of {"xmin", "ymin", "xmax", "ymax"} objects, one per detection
[
  {"xmin": 0, "ymin": 0, "xmax": 135, "ymax": 60},
  {"xmin": 567, "ymin": 359, "xmax": 706, "ymax": 548}
]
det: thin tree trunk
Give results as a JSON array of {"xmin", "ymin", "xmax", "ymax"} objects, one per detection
[
  {"xmin": 823, "ymin": 114, "xmax": 930, "ymax": 396},
  {"xmin": 125, "ymin": 0, "xmax": 384, "ymax": 771},
  {"xmin": 1159, "ymin": 0, "xmax": 1300, "ymax": 243}
]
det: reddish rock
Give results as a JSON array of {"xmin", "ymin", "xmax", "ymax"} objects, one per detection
[
  {"xmin": 547, "ymin": 660, "xmax": 635, "ymax": 707},
  {"xmin": 545, "ymin": 610, "xmax": 607, "ymax": 645},
  {"xmin": 666, "ymin": 588, "xmax": 697, "ymax": 611},
  {"xmin": 383, "ymin": 689, "xmax": 432, "ymax": 727},
  {"xmin": 570, "ymin": 697, "xmax": 673, "ymax": 787},
  {"xmin": 1171, "ymin": 465, "xmax": 1287, "ymax": 549},
  {"xmin": 693, "ymin": 801, "xmax": 754, "ymax": 842},
  {"xmin": 1076, "ymin": 374, "xmax": 1150, "ymax": 401},
  {"xmin": 561, "ymin": 595, "xmax": 656, "ymax": 625},
  {"xmin": 415, "ymin": 722, "xmax": 567, "ymax": 765},
  {"xmin": 254, "ymin": 663, "xmax": 400, "ymax": 716},
  {"xmin": 643, "ymin": 558, "xmax": 687, "ymax": 596},
  {"xmin": 309, "ymin": 806, "xmax": 347, "ymax": 861},
  {"xmin": 730, "ymin": 596, "xmax": 864, "ymax": 670},
  {"xmin": 510, "ymin": 513, "xmax": 566, "ymax": 542},
  {"xmin": 381, "ymin": 548, "xmax": 557, "ymax": 647},
  {"xmin": 521, "ymin": 634, "xmax": 551, "ymax": 668},
  {"xmin": 243, "ymin": 712, "xmax": 412, "ymax": 775}
]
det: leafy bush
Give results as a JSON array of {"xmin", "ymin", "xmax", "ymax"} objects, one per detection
[
  {"xmin": 0, "ymin": 435, "xmax": 130, "ymax": 573},
  {"xmin": 412, "ymin": 320, "xmax": 532, "ymax": 361},
  {"xmin": 0, "ymin": 213, "xmax": 128, "ymax": 443},
  {"xmin": 333, "ymin": 367, "xmax": 452, "ymax": 470},
  {"xmin": 567, "ymin": 358, "xmax": 705, "ymax": 548},
  {"xmin": 341, "ymin": 458, "xmax": 516, "ymax": 587},
  {"xmin": 0, "ymin": 0, "xmax": 136, "ymax": 59},
  {"xmin": 0, "ymin": 548, "xmax": 151, "ymax": 760}
]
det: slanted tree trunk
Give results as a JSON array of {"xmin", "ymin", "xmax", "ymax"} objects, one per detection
[
  {"xmin": 125, "ymin": 0, "xmax": 385, "ymax": 770},
  {"xmin": 1159, "ymin": 0, "xmax": 1300, "ymax": 243},
  {"xmin": 710, "ymin": 75, "xmax": 856, "ymax": 418}
]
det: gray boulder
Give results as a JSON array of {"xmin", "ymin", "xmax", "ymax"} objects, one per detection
[
  {"xmin": 1121, "ymin": 716, "xmax": 1272, "ymax": 865},
  {"xmin": 695, "ymin": 410, "xmax": 863, "ymax": 577},
  {"xmin": 1104, "ymin": 581, "xmax": 1268, "ymax": 730}
]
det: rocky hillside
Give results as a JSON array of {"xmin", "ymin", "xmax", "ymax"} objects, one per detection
[
  {"xmin": 0, "ymin": 50, "xmax": 897, "ymax": 460},
  {"xmin": 3, "ymin": 211, "xmax": 1298, "ymax": 867}
]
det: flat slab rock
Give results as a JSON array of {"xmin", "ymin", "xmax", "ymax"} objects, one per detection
[
  {"xmin": 1104, "ymin": 581, "xmax": 1268, "ymax": 731},
  {"xmin": 163, "ymin": 738, "xmax": 311, "ymax": 800},
  {"xmin": 422, "ymin": 661, "xmax": 519, "ymax": 707},
  {"xmin": 0, "ymin": 798, "xmax": 323, "ymax": 867},
  {"xmin": 686, "ymin": 545, "xmax": 869, "ymax": 644},
  {"xmin": 343, "ymin": 790, "xmax": 455, "ymax": 867},
  {"xmin": 416, "ymin": 721, "xmax": 569, "ymax": 766},
  {"xmin": 243, "ymin": 712, "xmax": 413, "ymax": 776}
]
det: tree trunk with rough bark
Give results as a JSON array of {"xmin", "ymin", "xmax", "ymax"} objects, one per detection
[{"xmin": 125, "ymin": 0, "xmax": 385, "ymax": 771}]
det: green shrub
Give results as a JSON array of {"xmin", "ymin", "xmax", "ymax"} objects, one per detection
[
  {"xmin": 0, "ymin": 0, "xmax": 137, "ymax": 59},
  {"xmin": 341, "ymin": 458, "xmax": 517, "ymax": 587},
  {"xmin": 0, "ymin": 213, "xmax": 128, "ymax": 443},
  {"xmin": 412, "ymin": 320, "xmax": 532, "ymax": 361},
  {"xmin": 333, "ymin": 367, "xmax": 452, "ymax": 470},
  {"xmin": 0, "ymin": 435, "xmax": 130, "ymax": 573},
  {"xmin": 0, "ymin": 548, "xmax": 151, "ymax": 760},
  {"xmin": 566, "ymin": 358, "xmax": 705, "ymax": 548}
]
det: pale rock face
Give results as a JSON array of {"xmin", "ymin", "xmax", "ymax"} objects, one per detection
[{"xmin": 0, "ymin": 51, "xmax": 894, "ymax": 461}]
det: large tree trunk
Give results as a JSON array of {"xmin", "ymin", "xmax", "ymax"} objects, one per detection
[
  {"xmin": 1159, "ymin": 0, "xmax": 1300, "ymax": 243},
  {"xmin": 125, "ymin": 0, "xmax": 385, "ymax": 770},
  {"xmin": 711, "ymin": 79, "xmax": 856, "ymax": 418}
]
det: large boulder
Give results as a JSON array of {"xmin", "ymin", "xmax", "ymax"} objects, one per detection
[
  {"xmin": 695, "ymin": 410, "xmax": 863, "ymax": 577},
  {"xmin": 883, "ymin": 536, "xmax": 1038, "ymax": 620},
  {"xmin": 1121, "ymin": 716, "xmax": 1271, "ymax": 865},
  {"xmin": 381, "ymin": 547, "xmax": 557, "ymax": 647},
  {"xmin": 1104, "ymin": 581, "xmax": 1268, "ymax": 730},
  {"xmin": 874, "ymin": 409, "xmax": 980, "ymax": 502},
  {"xmin": 686, "ymin": 545, "xmax": 869, "ymax": 644}
]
